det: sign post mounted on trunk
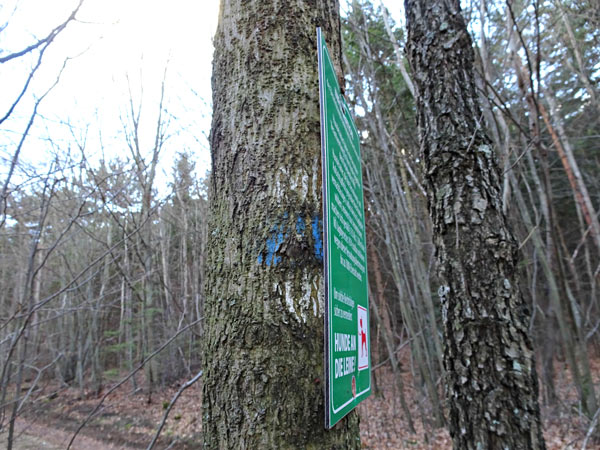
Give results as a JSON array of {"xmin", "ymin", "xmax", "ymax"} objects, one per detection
[{"xmin": 317, "ymin": 28, "xmax": 371, "ymax": 429}]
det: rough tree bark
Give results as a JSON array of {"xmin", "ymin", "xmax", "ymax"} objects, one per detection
[
  {"xmin": 202, "ymin": 1, "xmax": 360, "ymax": 448},
  {"xmin": 404, "ymin": 1, "xmax": 546, "ymax": 449}
]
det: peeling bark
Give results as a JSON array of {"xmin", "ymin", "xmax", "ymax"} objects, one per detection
[
  {"xmin": 404, "ymin": 1, "xmax": 546, "ymax": 448},
  {"xmin": 202, "ymin": 1, "xmax": 360, "ymax": 448}
]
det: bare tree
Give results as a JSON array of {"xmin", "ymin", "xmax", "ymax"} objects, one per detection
[
  {"xmin": 1, "ymin": 0, "xmax": 85, "ymax": 229},
  {"xmin": 404, "ymin": 0, "xmax": 545, "ymax": 448}
]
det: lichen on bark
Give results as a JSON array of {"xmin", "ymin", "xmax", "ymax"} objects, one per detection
[{"xmin": 405, "ymin": 1, "xmax": 546, "ymax": 449}]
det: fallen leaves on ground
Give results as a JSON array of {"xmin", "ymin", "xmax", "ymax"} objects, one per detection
[{"xmin": 17, "ymin": 350, "xmax": 600, "ymax": 449}]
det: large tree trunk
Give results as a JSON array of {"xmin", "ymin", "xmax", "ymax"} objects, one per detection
[
  {"xmin": 202, "ymin": 1, "xmax": 360, "ymax": 448},
  {"xmin": 404, "ymin": 1, "xmax": 545, "ymax": 449}
]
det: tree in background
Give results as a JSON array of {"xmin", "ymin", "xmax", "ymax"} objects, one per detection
[
  {"xmin": 202, "ymin": 0, "xmax": 360, "ymax": 447},
  {"xmin": 404, "ymin": 0, "xmax": 545, "ymax": 448},
  {"xmin": 343, "ymin": 1, "xmax": 444, "ymax": 431},
  {"xmin": 0, "ymin": 0, "xmax": 85, "ymax": 230},
  {"xmin": 0, "ymin": 27, "xmax": 209, "ymax": 442}
]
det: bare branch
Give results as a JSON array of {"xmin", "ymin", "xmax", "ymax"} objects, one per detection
[
  {"xmin": 66, "ymin": 318, "xmax": 203, "ymax": 450},
  {"xmin": 147, "ymin": 369, "xmax": 203, "ymax": 450},
  {"xmin": 0, "ymin": 0, "xmax": 84, "ymax": 64}
]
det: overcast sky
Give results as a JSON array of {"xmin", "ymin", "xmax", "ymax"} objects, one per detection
[{"xmin": 0, "ymin": 0, "xmax": 403, "ymax": 188}]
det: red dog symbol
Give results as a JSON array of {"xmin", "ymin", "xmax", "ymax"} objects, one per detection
[{"xmin": 360, "ymin": 318, "xmax": 367, "ymax": 356}]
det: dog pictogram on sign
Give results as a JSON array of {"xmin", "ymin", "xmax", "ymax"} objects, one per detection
[{"xmin": 357, "ymin": 305, "xmax": 369, "ymax": 370}]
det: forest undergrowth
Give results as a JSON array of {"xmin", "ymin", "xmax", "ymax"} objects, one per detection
[{"xmin": 8, "ymin": 347, "xmax": 599, "ymax": 449}]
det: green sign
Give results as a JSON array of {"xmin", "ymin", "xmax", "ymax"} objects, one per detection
[{"xmin": 317, "ymin": 28, "xmax": 371, "ymax": 429}]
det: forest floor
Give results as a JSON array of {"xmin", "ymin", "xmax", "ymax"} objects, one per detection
[
  {"xmin": 358, "ymin": 349, "xmax": 600, "ymax": 449},
  {"xmin": 3, "ymin": 349, "xmax": 600, "ymax": 449}
]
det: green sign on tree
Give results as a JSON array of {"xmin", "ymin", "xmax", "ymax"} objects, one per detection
[{"xmin": 317, "ymin": 28, "xmax": 371, "ymax": 429}]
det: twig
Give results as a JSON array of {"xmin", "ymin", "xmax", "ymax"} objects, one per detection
[
  {"xmin": 582, "ymin": 407, "xmax": 600, "ymax": 450},
  {"xmin": 66, "ymin": 319, "xmax": 202, "ymax": 449},
  {"xmin": 147, "ymin": 369, "xmax": 203, "ymax": 450},
  {"xmin": 518, "ymin": 224, "xmax": 538, "ymax": 250}
]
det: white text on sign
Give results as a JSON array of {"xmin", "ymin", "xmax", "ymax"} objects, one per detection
[
  {"xmin": 334, "ymin": 332, "xmax": 356, "ymax": 352},
  {"xmin": 335, "ymin": 356, "xmax": 356, "ymax": 379}
]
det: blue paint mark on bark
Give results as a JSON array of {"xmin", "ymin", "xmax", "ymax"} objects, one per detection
[
  {"xmin": 264, "ymin": 224, "xmax": 286, "ymax": 266},
  {"xmin": 257, "ymin": 215, "xmax": 322, "ymax": 265},
  {"xmin": 312, "ymin": 216, "xmax": 323, "ymax": 262},
  {"xmin": 296, "ymin": 216, "xmax": 306, "ymax": 234}
]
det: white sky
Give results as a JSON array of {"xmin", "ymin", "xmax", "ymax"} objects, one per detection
[{"xmin": 0, "ymin": 0, "xmax": 403, "ymax": 190}]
